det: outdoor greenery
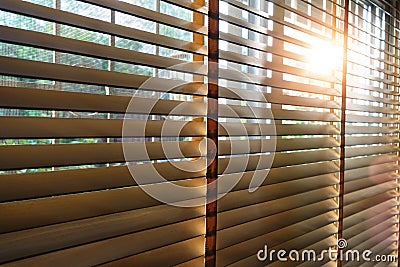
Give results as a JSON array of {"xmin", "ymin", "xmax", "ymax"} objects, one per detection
[{"xmin": 0, "ymin": 0, "xmax": 194, "ymax": 173}]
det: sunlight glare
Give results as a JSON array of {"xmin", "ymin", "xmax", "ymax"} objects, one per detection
[{"xmin": 307, "ymin": 39, "xmax": 342, "ymax": 75}]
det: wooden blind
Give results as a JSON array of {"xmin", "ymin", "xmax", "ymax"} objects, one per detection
[
  {"xmin": 216, "ymin": 0, "xmax": 342, "ymax": 265},
  {"xmin": 0, "ymin": 0, "xmax": 207, "ymax": 266},
  {"xmin": 0, "ymin": 0, "xmax": 399, "ymax": 266},
  {"xmin": 342, "ymin": 0, "xmax": 399, "ymax": 265}
]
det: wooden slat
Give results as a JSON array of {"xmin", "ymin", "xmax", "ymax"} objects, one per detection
[
  {"xmin": 346, "ymin": 114, "xmax": 398, "ymax": 124},
  {"xmin": 218, "ymin": 175, "xmax": 338, "ymax": 229},
  {"xmin": 343, "ymin": 199, "xmax": 398, "ymax": 229},
  {"xmin": 219, "ymin": 137, "xmax": 340, "ymax": 155},
  {"xmin": 217, "ymin": 199, "xmax": 337, "ymax": 250},
  {"xmin": 81, "ymin": 0, "xmax": 207, "ymax": 34},
  {"xmin": 0, "ymin": 26, "xmax": 206, "ymax": 76},
  {"xmin": 0, "ymin": 178, "xmax": 205, "ymax": 234},
  {"xmin": 0, "ymin": 162, "xmax": 205, "ymax": 202},
  {"xmin": 345, "ymin": 125, "xmax": 399, "ymax": 135},
  {"xmin": 0, "ymin": 86, "xmax": 340, "ymax": 115},
  {"xmin": 1, "ymin": 218, "xmax": 204, "ymax": 267},
  {"xmin": 220, "ymin": 105, "xmax": 340, "ymax": 121},
  {"xmin": 0, "ymin": 141, "xmax": 204, "ymax": 170},
  {"xmin": 343, "ymin": 191, "xmax": 398, "ymax": 218},
  {"xmin": 345, "ymin": 154, "xmax": 398, "ymax": 170},
  {"xmin": 97, "ymin": 237, "xmax": 204, "ymax": 267},
  {"xmin": 0, "ymin": 86, "xmax": 205, "ymax": 115},
  {"xmin": 219, "ymin": 184, "xmax": 338, "ymax": 213},
  {"xmin": 221, "ymin": 122, "xmax": 340, "ymax": 136},
  {"xmin": 0, "ymin": 205, "xmax": 204, "ymax": 263},
  {"xmin": 343, "ymin": 209, "xmax": 398, "ymax": 240},
  {"xmin": 221, "ymin": 161, "xmax": 339, "ymax": 196},
  {"xmin": 219, "ymin": 50, "xmax": 337, "ymax": 84},
  {"xmin": 351, "ymin": 227, "xmax": 397, "ymax": 252},
  {"xmin": 216, "ymin": 212, "xmax": 337, "ymax": 266},
  {"xmin": 218, "ymin": 149, "xmax": 338, "ymax": 174},
  {"xmin": 219, "ymin": 68, "xmax": 341, "ymax": 96},
  {"xmin": 344, "ymin": 182, "xmax": 398, "ymax": 205},
  {"xmin": 344, "ymin": 173, "xmax": 399, "ymax": 193},
  {"xmin": 0, "ymin": 118, "xmax": 339, "ymax": 139},
  {"xmin": 345, "ymin": 162, "xmax": 398, "ymax": 180},
  {"xmin": 347, "ymin": 90, "xmax": 398, "ymax": 104},
  {"xmin": 0, "ymin": 56, "xmax": 207, "ymax": 95},
  {"xmin": 163, "ymin": 0, "xmax": 207, "ymax": 14},
  {"xmin": 345, "ymin": 135, "xmax": 399, "ymax": 146},
  {"xmin": 347, "ymin": 102, "xmax": 399, "ymax": 114},
  {"xmin": 0, "ymin": 117, "xmax": 205, "ymax": 139},
  {"xmin": 345, "ymin": 144, "xmax": 399, "ymax": 158},
  {"xmin": 0, "ymin": 0, "xmax": 207, "ymax": 55}
]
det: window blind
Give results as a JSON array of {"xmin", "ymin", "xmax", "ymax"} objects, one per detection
[
  {"xmin": 0, "ymin": 0, "xmax": 207, "ymax": 266},
  {"xmin": 216, "ymin": 0, "xmax": 342, "ymax": 265},
  {"xmin": 342, "ymin": 0, "xmax": 399, "ymax": 264},
  {"xmin": 0, "ymin": 0, "xmax": 399, "ymax": 266}
]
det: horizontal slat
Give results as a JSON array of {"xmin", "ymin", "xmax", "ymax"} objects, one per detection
[
  {"xmin": 347, "ymin": 102, "xmax": 399, "ymax": 115},
  {"xmin": 0, "ymin": 117, "xmax": 205, "ymax": 139},
  {"xmin": 343, "ymin": 191, "xmax": 398, "ymax": 218},
  {"xmin": 347, "ymin": 91, "xmax": 398, "ymax": 104},
  {"xmin": 219, "ymin": 50, "xmax": 337, "ymax": 84},
  {"xmin": 0, "ymin": 204, "xmax": 204, "ymax": 263},
  {"xmin": 0, "ymin": 116, "xmax": 340, "ymax": 138},
  {"xmin": 221, "ymin": 122, "xmax": 340, "ymax": 136},
  {"xmin": 346, "ymin": 114, "xmax": 398, "ymax": 124},
  {"xmin": 218, "ymin": 175, "xmax": 338, "ymax": 229},
  {"xmin": 0, "ymin": 26, "xmax": 206, "ymax": 76},
  {"xmin": 221, "ymin": 160, "xmax": 339, "ymax": 195},
  {"xmin": 98, "ymin": 236, "xmax": 204, "ymax": 267},
  {"xmin": 344, "ymin": 173, "xmax": 399, "ymax": 193},
  {"xmin": 345, "ymin": 135, "xmax": 399, "ymax": 146},
  {"xmin": 220, "ymin": 105, "xmax": 340, "ymax": 121},
  {"xmin": 351, "ymin": 227, "xmax": 397, "ymax": 252},
  {"xmin": 219, "ymin": 137, "xmax": 339, "ymax": 155},
  {"xmin": 0, "ymin": 56, "xmax": 207, "ymax": 95},
  {"xmin": 175, "ymin": 257, "xmax": 203, "ymax": 267},
  {"xmin": 216, "ymin": 212, "xmax": 337, "ymax": 266},
  {"xmin": 345, "ymin": 125, "xmax": 399, "ymax": 135},
  {"xmin": 0, "ymin": 178, "xmax": 205, "ymax": 234},
  {"xmin": 343, "ymin": 199, "xmax": 398, "ymax": 229},
  {"xmin": 344, "ymin": 162, "xmax": 399, "ymax": 182},
  {"xmin": 344, "ymin": 182, "xmax": 398, "ymax": 205},
  {"xmin": 0, "ymin": 141, "xmax": 204, "ymax": 170},
  {"xmin": 217, "ymin": 199, "xmax": 337, "ymax": 250},
  {"xmin": 163, "ymin": 0, "xmax": 207, "ymax": 14},
  {"xmin": 0, "ymin": 85, "xmax": 340, "ymax": 115},
  {"xmin": 0, "ymin": 160, "xmax": 205, "ymax": 202},
  {"xmin": 0, "ymin": 0, "xmax": 207, "ymax": 55},
  {"xmin": 81, "ymin": 0, "xmax": 207, "ymax": 34},
  {"xmin": 219, "ymin": 184, "xmax": 338, "ymax": 213},
  {"xmin": 345, "ymin": 145, "xmax": 399, "ymax": 158},
  {"xmin": 0, "ymin": 86, "xmax": 205, "ymax": 115},
  {"xmin": 343, "ymin": 209, "xmax": 398, "ymax": 240},
  {"xmin": 219, "ymin": 149, "xmax": 338, "ymax": 174},
  {"xmin": 345, "ymin": 154, "xmax": 398, "ymax": 170},
  {"xmin": 220, "ymin": 84, "xmax": 340, "ymax": 105},
  {"xmin": 219, "ymin": 31, "xmax": 307, "ymax": 63},
  {"xmin": 2, "ymin": 218, "xmax": 204, "ymax": 267},
  {"xmin": 219, "ymin": 69, "xmax": 341, "ymax": 96}
]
